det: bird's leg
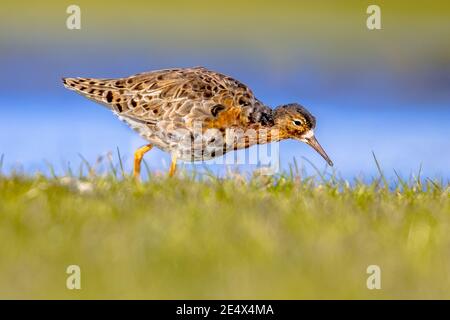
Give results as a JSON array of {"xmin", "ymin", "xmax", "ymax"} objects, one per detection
[
  {"xmin": 133, "ymin": 144, "xmax": 153, "ymax": 179},
  {"xmin": 169, "ymin": 153, "xmax": 177, "ymax": 177}
]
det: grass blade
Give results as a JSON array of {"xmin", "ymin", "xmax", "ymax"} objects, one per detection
[
  {"xmin": 372, "ymin": 151, "xmax": 388, "ymax": 189},
  {"xmin": 415, "ymin": 163, "xmax": 423, "ymax": 190},
  {"xmin": 78, "ymin": 153, "xmax": 93, "ymax": 177},
  {"xmin": 293, "ymin": 157, "xmax": 300, "ymax": 178},
  {"xmin": 66, "ymin": 161, "xmax": 74, "ymax": 177},
  {"xmin": 0, "ymin": 154, "xmax": 4, "ymax": 175},
  {"xmin": 107, "ymin": 152, "xmax": 117, "ymax": 179},
  {"xmin": 143, "ymin": 159, "xmax": 151, "ymax": 181},
  {"xmin": 301, "ymin": 156, "xmax": 326, "ymax": 184},
  {"xmin": 426, "ymin": 178, "xmax": 441, "ymax": 192},
  {"xmin": 117, "ymin": 147, "xmax": 125, "ymax": 178},
  {"xmin": 44, "ymin": 160, "xmax": 57, "ymax": 179},
  {"xmin": 393, "ymin": 169, "xmax": 408, "ymax": 191}
]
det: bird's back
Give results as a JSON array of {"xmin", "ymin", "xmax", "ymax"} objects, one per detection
[
  {"xmin": 63, "ymin": 67, "xmax": 258, "ymax": 121},
  {"xmin": 63, "ymin": 67, "xmax": 273, "ymax": 159}
]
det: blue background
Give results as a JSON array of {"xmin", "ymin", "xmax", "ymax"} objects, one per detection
[{"xmin": 1, "ymin": 1, "xmax": 449, "ymax": 180}]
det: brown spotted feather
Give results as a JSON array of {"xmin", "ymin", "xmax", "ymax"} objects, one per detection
[{"xmin": 63, "ymin": 67, "xmax": 274, "ymax": 160}]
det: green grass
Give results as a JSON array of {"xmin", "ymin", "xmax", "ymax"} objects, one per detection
[{"xmin": 0, "ymin": 162, "xmax": 449, "ymax": 299}]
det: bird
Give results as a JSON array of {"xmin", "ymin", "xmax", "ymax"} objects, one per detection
[{"xmin": 62, "ymin": 67, "xmax": 333, "ymax": 178}]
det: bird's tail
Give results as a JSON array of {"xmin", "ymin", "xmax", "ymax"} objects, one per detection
[{"xmin": 62, "ymin": 77, "xmax": 121, "ymax": 110}]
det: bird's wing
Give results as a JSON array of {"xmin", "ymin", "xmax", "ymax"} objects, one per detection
[{"xmin": 62, "ymin": 67, "xmax": 270, "ymax": 132}]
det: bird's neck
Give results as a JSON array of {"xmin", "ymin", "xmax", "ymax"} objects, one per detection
[
  {"xmin": 245, "ymin": 105, "xmax": 288, "ymax": 144},
  {"xmin": 249, "ymin": 105, "xmax": 275, "ymax": 127}
]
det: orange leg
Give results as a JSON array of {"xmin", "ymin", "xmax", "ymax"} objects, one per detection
[
  {"xmin": 169, "ymin": 153, "xmax": 177, "ymax": 177},
  {"xmin": 133, "ymin": 144, "xmax": 153, "ymax": 179}
]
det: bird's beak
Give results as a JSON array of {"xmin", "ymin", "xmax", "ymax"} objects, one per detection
[{"xmin": 301, "ymin": 133, "xmax": 333, "ymax": 166}]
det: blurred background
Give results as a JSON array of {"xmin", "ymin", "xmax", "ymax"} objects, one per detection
[{"xmin": 1, "ymin": 0, "xmax": 449, "ymax": 179}]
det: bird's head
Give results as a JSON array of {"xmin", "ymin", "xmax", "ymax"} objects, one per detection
[{"xmin": 274, "ymin": 103, "xmax": 333, "ymax": 166}]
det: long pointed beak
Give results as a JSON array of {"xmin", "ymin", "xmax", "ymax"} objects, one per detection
[{"xmin": 303, "ymin": 135, "xmax": 333, "ymax": 166}]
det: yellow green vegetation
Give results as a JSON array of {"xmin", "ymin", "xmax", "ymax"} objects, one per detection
[{"xmin": 0, "ymin": 162, "xmax": 449, "ymax": 299}]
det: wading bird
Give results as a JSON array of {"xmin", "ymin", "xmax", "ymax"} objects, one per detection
[{"xmin": 63, "ymin": 67, "xmax": 332, "ymax": 178}]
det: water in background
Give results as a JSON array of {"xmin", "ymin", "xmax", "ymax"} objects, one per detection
[{"xmin": 1, "ymin": 1, "xmax": 449, "ymax": 180}]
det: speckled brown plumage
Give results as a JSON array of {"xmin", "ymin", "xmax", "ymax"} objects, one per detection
[{"xmin": 63, "ymin": 67, "xmax": 332, "ymax": 177}]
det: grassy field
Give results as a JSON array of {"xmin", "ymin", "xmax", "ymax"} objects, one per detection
[{"xmin": 0, "ymin": 158, "xmax": 449, "ymax": 299}]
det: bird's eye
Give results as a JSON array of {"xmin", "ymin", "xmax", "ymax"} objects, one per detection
[{"xmin": 293, "ymin": 119, "xmax": 303, "ymax": 126}]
